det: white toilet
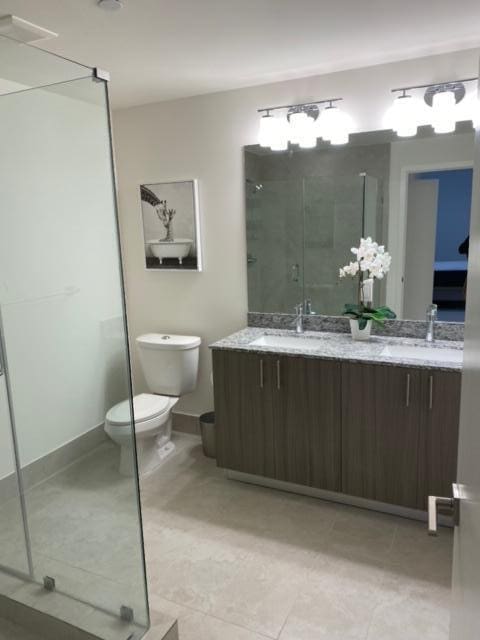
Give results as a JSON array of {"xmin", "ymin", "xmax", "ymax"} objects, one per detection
[{"xmin": 105, "ymin": 333, "xmax": 201, "ymax": 476}]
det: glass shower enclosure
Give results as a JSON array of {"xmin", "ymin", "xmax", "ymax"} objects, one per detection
[
  {"xmin": 0, "ymin": 32, "xmax": 149, "ymax": 640},
  {"xmin": 246, "ymin": 173, "xmax": 382, "ymax": 316}
]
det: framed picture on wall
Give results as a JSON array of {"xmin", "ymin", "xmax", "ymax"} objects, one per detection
[{"xmin": 139, "ymin": 179, "xmax": 202, "ymax": 271}]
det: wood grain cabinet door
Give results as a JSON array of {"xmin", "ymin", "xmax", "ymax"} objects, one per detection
[
  {"xmin": 274, "ymin": 356, "xmax": 341, "ymax": 491},
  {"xmin": 373, "ymin": 365, "xmax": 423, "ymax": 509},
  {"xmin": 212, "ymin": 349, "xmax": 276, "ymax": 477},
  {"xmin": 342, "ymin": 362, "xmax": 422, "ymax": 509},
  {"xmin": 418, "ymin": 369, "xmax": 461, "ymax": 510},
  {"xmin": 341, "ymin": 363, "xmax": 377, "ymax": 501}
]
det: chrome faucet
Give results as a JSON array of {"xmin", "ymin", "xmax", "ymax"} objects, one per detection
[
  {"xmin": 304, "ymin": 298, "xmax": 315, "ymax": 315},
  {"xmin": 294, "ymin": 303, "xmax": 304, "ymax": 334},
  {"xmin": 426, "ymin": 304, "xmax": 438, "ymax": 343}
]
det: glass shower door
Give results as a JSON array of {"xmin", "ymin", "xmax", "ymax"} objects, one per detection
[
  {"xmin": 0, "ymin": 33, "xmax": 149, "ymax": 640},
  {"xmin": 246, "ymin": 179, "xmax": 303, "ymax": 314}
]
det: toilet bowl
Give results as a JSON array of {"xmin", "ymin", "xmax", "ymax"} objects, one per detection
[
  {"xmin": 104, "ymin": 333, "xmax": 201, "ymax": 476},
  {"xmin": 105, "ymin": 393, "xmax": 179, "ymax": 476}
]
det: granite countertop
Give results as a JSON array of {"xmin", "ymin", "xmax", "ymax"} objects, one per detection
[{"xmin": 210, "ymin": 327, "xmax": 464, "ymax": 371}]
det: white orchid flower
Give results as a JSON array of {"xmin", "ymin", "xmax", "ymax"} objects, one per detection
[{"xmin": 339, "ymin": 237, "xmax": 392, "ymax": 282}]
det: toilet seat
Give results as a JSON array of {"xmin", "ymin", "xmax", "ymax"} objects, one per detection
[{"xmin": 106, "ymin": 393, "xmax": 171, "ymax": 426}]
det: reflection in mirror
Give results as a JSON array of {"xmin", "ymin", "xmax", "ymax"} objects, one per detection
[{"xmin": 245, "ymin": 123, "xmax": 474, "ymax": 322}]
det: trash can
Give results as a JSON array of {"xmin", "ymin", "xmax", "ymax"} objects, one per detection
[{"xmin": 200, "ymin": 411, "xmax": 216, "ymax": 459}]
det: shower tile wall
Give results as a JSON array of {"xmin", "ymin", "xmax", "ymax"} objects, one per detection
[
  {"xmin": 245, "ymin": 143, "xmax": 390, "ymax": 315},
  {"xmin": 255, "ymin": 142, "xmax": 391, "ymax": 184},
  {"xmin": 304, "ymin": 175, "xmax": 365, "ymax": 315}
]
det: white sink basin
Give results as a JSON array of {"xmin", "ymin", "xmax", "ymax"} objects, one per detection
[
  {"xmin": 381, "ymin": 344, "xmax": 463, "ymax": 364},
  {"xmin": 251, "ymin": 335, "xmax": 324, "ymax": 350}
]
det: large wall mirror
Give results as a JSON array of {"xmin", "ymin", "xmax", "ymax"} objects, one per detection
[{"xmin": 245, "ymin": 123, "xmax": 474, "ymax": 323}]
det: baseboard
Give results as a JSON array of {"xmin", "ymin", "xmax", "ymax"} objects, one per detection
[
  {"xmin": 227, "ymin": 469, "xmax": 453, "ymax": 526},
  {"xmin": 172, "ymin": 412, "xmax": 200, "ymax": 436},
  {"xmin": 0, "ymin": 424, "xmax": 107, "ymax": 503}
]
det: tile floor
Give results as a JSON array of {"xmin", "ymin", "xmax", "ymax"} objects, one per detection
[
  {"xmin": 0, "ymin": 431, "xmax": 453, "ymax": 640},
  {"xmin": 0, "ymin": 443, "xmax": 150, "ymax": 640},
  {"xmin": 141, "ymin": 432, "xmax": 453, "ymax": 640}
]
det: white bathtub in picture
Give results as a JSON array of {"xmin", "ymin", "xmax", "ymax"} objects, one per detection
[{"xmin": 148, "ymin": 239, "xmax": 192, "ymax": 264}]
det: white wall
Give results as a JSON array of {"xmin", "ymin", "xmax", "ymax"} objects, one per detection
[
  {"xmin": 113, "ymin": 48, "xmax": 480, "ymax": 416},
  {"xmin": 0, "ymin": 79, "xmax": 128, "ymax": 475}
]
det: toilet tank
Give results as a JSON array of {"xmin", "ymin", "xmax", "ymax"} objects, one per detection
[{"xmin": 136, "ymin": 333, "xmax": 201, "ymax": 396}]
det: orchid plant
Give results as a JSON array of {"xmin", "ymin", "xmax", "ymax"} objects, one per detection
[{"xmin": 339, "ymin": 237, "xmax": 396, "ymax": 329}]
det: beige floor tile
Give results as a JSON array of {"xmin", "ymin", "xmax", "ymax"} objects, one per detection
[
  {"xmin": 149, "ymin": 594, "xmax": 270, "ymax": 640},
  {"xmin": 327, "ymin": 504, "xmax": 398, "ymax": 562},
  {"xmin": 147, "ymin": 532, "xmax": 248, "ymax": 612},
  {"xmin": 208, "ymin": 548, "xmax": 310, "ymax": 638},
  {"xmin": 366, "ymin": 560, "xmax": 451, "ymax": 640},
  {"xmin": 0, "ymin": 431, "xmax": 453, "ymax": 640},
  {"xmin": 280, "ymin": 552, "xmax": 389, "ymax": 640},
  {"xmin": 386, "ymin": 518, "xmax": 453, "ymax": 585}
]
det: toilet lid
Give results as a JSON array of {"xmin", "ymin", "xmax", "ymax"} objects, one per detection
[{"xmin": 106, "ymin": 393, "xmax": 170, "ymax": 426}]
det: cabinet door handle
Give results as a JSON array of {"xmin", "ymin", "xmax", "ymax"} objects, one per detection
[
  {"xmin": 405, "ymin": 373, "xmax": 411, "ymax": 407},
  {"xmin": 259, "ymin": 359, "xmax": 264, "ymax": 389},
  {"xmin": 276, "ymin": 359, "xmax": 281, "ymax": 390},
  {"xmin": 429, "ymin": 375, "xmax": 434, "ymax": 410}
]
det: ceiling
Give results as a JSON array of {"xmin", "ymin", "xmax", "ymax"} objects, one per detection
[{"xmin": 1, "ymin": 0, "xmax": 480, "ymax": 108}]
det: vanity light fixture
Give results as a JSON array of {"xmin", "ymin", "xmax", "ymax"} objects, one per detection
[
  {"xmin": 431, "ymin": 89, "xmax": 457, "ymax": 134},
  {"xmin": 385, "ymin": 91, "xmax": 420, "ymax": 137},
  {"xmin": 258, "ymin": 110, "xmax": 288, "ymax": 150},
  {"xmin": 389, "ymin": 77, "xmax": 477, "ymax": 137},
  {"xmin": 257, "ymin": 97, "xmax": 352, "ymax": 150},
  {"xmin": 258, "ymin": 110, "xmax": 276, "ymax": 147},
  {"xmin": 317, "ymin": 101, "xmax": 353, "ymax": 145}
]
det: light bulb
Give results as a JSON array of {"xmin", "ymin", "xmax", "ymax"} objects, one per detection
[
  {"xmin": 318, "ymin": 105, "xmax": 352, "ymax": 145},
  {"xmin": 289, "ymin": 112, "xmax": 309, "ymax": 144},
  {"xmin": 387, "ymin": 94, "xmax": 419, "ymax": 137},
  {"xmin": 258, "ymin": 114, "xmax": 276, "ymax": 147},
  {"xmin": 432, "ymin": 90, "xmax": 456, "ymax": 134},
  {"xmin": 298, "ymin": 114, "xmax": 317, "ymax": 149},
  {"xmin": 270, "ymin": 116, "xmax": 288, "ymax": 151}
]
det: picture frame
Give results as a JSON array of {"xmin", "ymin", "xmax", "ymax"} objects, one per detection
[{"xmin": 139, "ymin": 179, "xmax": 202, "ymax": 271}]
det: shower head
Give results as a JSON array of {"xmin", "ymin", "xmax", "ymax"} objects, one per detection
[{"xmin": 246, "ymin": 179, "xmax": 264, "ymax": 195}]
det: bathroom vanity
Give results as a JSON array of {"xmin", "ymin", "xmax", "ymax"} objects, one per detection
[{"xmin": 211, "ymin": 328, "xmax": 462, "ymax": 515}]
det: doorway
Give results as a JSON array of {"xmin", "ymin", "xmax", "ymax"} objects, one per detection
[{"xmin": 404, "ymin": 168, "xmax": 472, "ymax": 322}]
